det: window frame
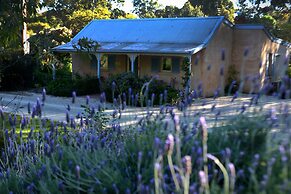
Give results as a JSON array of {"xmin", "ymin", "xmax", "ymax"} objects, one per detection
[{"xmin": 161, "ymin": 57, "xmax": 173, "ymax": 72}]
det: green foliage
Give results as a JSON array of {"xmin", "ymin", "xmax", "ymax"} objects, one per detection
[
  {"xmin": 0, "ymin": 51, "xmax": 37, "ymax": 90},
  {"xmin": 236, "ymin": 0, "xmax": 291, "ymax": 42},
  {"xmin": 189, "ymin": 0, "xmax": 235, "ymax": 22},
  {"xmin": 81, "ymin": 105, "xmax": 110, "ymax": 131},
  {"xmin": 259, "ymin": 14, "xmax": 277, "ymax": 29},
  {"xmin": 147, "ymin": 79, "xmax": 180, "ymax": 105},
  {"xmin": 0, "ymin": 106, "xmax": 290, "ymax": 193},
  {"xmin": 47, "ymin": 76, "xmax": 100, "ymax": 97},
  {"xmin": 225, "ymin": 65, "xmax": 239, "ymax": 94},
  {"xmin": 182, "ymin": 59, "xmax": 191, "ymax": 89},
  {"xmin": 287, "ymin": 64, "xmax": 291, "ymax": 78},
  {"xmin": 102, "ymin": 72, "xmax": 179, "ymax": 105},
  {"xmin": 68, "ymin": 7, "xmax": 111, "ymax": 35},
  {"xmin": 155, "ymin": 1, "xmax": 204, "ymax": 18},
  {"xmin": 72, "ymin": 37, "xmax": 101, "ymax": 53},
  {"xmin": 0, "ymin": 0, "xmax": 40, "ymax": 50},
  {"xmin": 103, "ymin": 72, "xmax": 144, "ymax": 103},
  {"xmin": 209, "ymin": 115, "xmax": 270, "ymax": 164},
  {"xmin": 133, "ymin": 0, "xmax": 160, "ymax": 18}
]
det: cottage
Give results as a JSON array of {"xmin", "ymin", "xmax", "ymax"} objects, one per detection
[{"xmin": 53, "ymin": 16, "xmax": 290, "ymax": 97}]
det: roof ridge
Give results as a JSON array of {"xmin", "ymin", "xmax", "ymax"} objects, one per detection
[{"xmin": 91, "ymin": 16, "xmax": 225, "ymax": 22}]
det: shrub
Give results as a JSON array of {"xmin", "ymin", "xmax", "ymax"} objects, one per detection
[
  {"xmin": 0, "ymin": 105, "xmax": 289, "ymax": 194},
  {"xmin": 102, "ymin": 72, "xmax": 144, "ymax": 103},
  {"xmin": 147, "ymin": 79, "xmax": 180, "ymax": 105},
  {"xmin": 102, "ymin": 72, "xmax": 179, "ymax": 106},
  {"xmin": 47, "ymin": 76, "xmax": 100, "ymax": 96},
  {"xmin": 0, "ymin": 51, "xmax": 37, "ymax": 91},
  {"xmin": 225, "ymin": 65, "xmax": 239, "ymax": 95}
]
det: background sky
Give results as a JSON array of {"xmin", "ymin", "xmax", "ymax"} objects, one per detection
[{"xmin": 122, "ymin": 0, "xmax": 239, "ymax": 13}]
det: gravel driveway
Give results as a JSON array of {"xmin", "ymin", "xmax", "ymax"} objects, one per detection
[{"xmin": 0, "ymin": 91, "xmax": 290, "ymax": 128}]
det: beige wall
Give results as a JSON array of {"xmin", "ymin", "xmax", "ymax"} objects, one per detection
[
  {"xmin": 200, "ymin": 23, "xmax": 233, "ymax": 97},
  {"xmin": 232, "ymin": 29, "xmax": 290, "ymax": 93},
  {"xmin": 72, "ymin": 53, "xmax": 96, "ymax": 77}
]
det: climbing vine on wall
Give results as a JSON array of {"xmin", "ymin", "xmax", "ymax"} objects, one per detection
[{"xmin": 182, "ymin": 58, "xmax": 191, "ymax": 89}]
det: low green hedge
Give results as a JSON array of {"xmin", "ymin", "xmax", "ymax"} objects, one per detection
[{"xmin": 47, "ymin": 76, "xmax": 100, "ymax": 97}]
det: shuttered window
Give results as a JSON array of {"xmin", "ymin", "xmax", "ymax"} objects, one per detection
[
  {"xmin": 108, "ymin": 55, "xmax": 116, "ymax": 71},
  {"xmin": 151, "ymin": 56, "xmax": 161, "ymax": 73},
  {"xmin": 172, "ymin": 57, "xmax": 180, "ymax": 74}
]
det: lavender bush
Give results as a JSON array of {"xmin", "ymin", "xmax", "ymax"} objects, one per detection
[
  {"xmin": 0, "ymin": 49, "xmax": 290, "ymax": 193},
  {"xmin": 0, "ymin": 90, "xmax": 290, "ymax": 193}
]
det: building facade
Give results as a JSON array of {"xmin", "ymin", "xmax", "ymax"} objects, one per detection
[{"xmin": 53, "ymin": 17, "xmax": 290, "ymax": 97}]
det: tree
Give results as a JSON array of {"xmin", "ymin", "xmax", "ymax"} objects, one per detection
[
  {"xmin": 180, "ymin": 1, "xmax": 204, "ymax": 17},
  {"xmin": 68, "ymin": 7, "xmax": 111, "ymax": 35},
  {"xmin": 155, "ymin": 6, "xmax": 181, "ymax": 18},
  {"xmin": 189, "ymin": 0, "xmax": 235, "ymax": 22},
  {"xmin": 236, "ymin": 0, "xmax": 291, "ymax": 42},
  {"xmin": 155, "ymin": 1, "xmax": 204, "ymax": 18},
  {"xmin": 0, "ymin": 0, "xmax": 40, "ymax": 52},
  {"xmin": 133, "ymin": 0, "xmax": 160, "ymax": 18}
]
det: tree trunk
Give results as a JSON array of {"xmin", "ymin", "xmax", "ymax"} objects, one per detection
[{"xmin": 22, "ymin": 0, "xmax": 30, "ymax": 54}]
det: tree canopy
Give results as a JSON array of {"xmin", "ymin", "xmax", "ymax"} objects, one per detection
[
  {"xmin": 189, "ymin": 0, "xmax": 235, "ymax": 22},
  {"xmin": 236, "ymin": 0, "xmax": 291, "ymax": 42}
]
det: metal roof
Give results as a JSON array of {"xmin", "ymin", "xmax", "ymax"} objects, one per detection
[
  {"xmin": 52, "ymin": 16, "xmax": 225, "ymax": 55},
  {"xmin": 235, "ymin": 24, "xmax": 291, "ymax": 48}
]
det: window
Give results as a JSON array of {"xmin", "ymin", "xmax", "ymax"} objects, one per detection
[
  {"xmin": 267, "ymin": 53, "xmax": 273, "ymax": 77},
  {"xmin": 101, "ymin": 55, "xmax": 108, "ymax": 69},
  {"xmin": 162, "ymin": 57, "xmax": 172, "ymax": 72}
]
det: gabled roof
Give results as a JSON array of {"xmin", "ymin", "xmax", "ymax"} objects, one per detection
[
  {"xmin": 235, "ymin": 24, "xmax": 290, "ymax": 48},
  {"xmin": 52, "ymin": 16, "xmax": 227, "ymax": 55}
]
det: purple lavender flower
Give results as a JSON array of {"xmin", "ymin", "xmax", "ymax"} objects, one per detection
[
  {"xmin": 86, "ymin": 95, "xmax": 90, "ymax": 105},
  {"xmin": 8, "ymin": 115, "xmax": 14, "ymax": 127},
  {"xmin": 72, "ymin": 91, "xmax": 76, "ymax": 104},
  {"xmin": 27, "ymin": 102, "xmax": 31, "ymax": 114},
  {"xmin": 154, "ymin": 137, "xmax": 161, "ymax": 150},
  {"xmin": 159, "ymin": 93, "xmax": 163, "ymax": 105},
  {"xmin": 151, "ymin": 93, "xmax": 155, "ymax": 106},
  {"xmin": 42, "ymin": 88, "xmax": 46, "ymax": 103},
  {"xmin": 75, "ymin": 165, "xmax": 80, "ymax": 179},
  {"xmin": 58, "ymin": 181, "xmax": 64, "ymax": 192},
  {"xmin": 165, "ymin": 134, "xmax": 174, "ymax": 155},
  {"xmin": 164, "ymin": 90, "xmax": 168, "ymax": 103},
  {"xmin": 21, "ymin": 115, "xmax": 26, "ymax": 129},
  {"xmin": 112, "ymin": 81, "xmax": 116, "ymax": 91},
  {"xmin": 183, "ymin": 155, "xmax": 192, "ymax": 174},
  {"xmin": 199, "ymin": 170, "xmax": 207, "ymax": 186},
  {"xmin": 66, "ymin": 111, "xmax": 70, "ymax": 124},
  {"xmin": 231, "ymin": 91, "xmax": 238, "ymax": 102},
  {"xmin": 100, "ymin": 92, "xmax": 106, "ymax": 104}
]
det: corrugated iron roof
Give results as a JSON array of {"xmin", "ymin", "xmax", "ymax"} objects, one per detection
[
  {"xmin": 235, "ymin": 24, "xmax": 291, "ymax": 47},
  {"xmin": 52, "ymin": 16, "xmax": 225, "ymax": 55}
]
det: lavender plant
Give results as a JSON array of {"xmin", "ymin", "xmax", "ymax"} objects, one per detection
[{"xmin": 0, "ymin": 50, "xmax": 290, "ymax": 193}]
